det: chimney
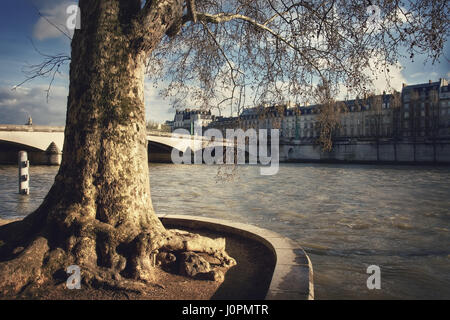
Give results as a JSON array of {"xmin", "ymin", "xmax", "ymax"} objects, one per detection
[
  {"xmin": 402, "ymin": 83, "xmax": 406, "ymax": 88},
  {"xmin": 429, "ymin": 80, "xmax": 432, "ymax": 84}
]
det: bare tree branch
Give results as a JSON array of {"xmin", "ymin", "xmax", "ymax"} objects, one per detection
[
  {"xmin": 13, "ymin": 39, "xmax": 70, "ymax": 102},
  {"xmin": 195, "ymin": 11, "xmax": 324, "ymax": 79}
]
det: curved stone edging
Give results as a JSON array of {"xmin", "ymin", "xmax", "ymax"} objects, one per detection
[{"xmin": 157, "ymin": 214, "xmax": 314, "ymax": 300}]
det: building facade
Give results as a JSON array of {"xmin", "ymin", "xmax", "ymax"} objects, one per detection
[
  {"xmin": 400, "ymin": 78, "xmax": 450, "ymax": 139},
  {"xmin": 171, "ymin": 109, "xmax": 214, "ymax": 134},
  {"xmin": 202, "ymin": 79, "xmax": 450, "ymax": 145}
]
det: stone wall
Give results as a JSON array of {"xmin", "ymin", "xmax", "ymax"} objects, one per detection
[{"xmin": 281, "ymin": 140, "xmax": 450, "ymax": 164}]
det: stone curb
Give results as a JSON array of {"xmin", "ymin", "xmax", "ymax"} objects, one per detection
[{"xmin": 157, "ymin": 214, "xmax": 314, "ymax": 300}]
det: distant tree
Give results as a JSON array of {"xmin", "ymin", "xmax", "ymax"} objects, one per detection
[
  {"xmin": 146, "ymin": 120, "xmax": 161, "ymax": 130},
  {"xmin": 429, "ymin": 89, "xmax": 440, "ymax": 162},
  {"xmin": 389, "ymin": 90, "xmax": 402, "ymax": 160},
  {"xmin": 367, "ymin": 93, "xmax": 383, "ymax": 159},
  {"xmin": 0, "ymin": 0, "xmax": 448, "ymax": 296},
  {"xmin": 390, "ymin": 90, "xmax": 402, "ymax": 110},
  {"xmin": 410, "ymin": 90, "xmax": 420, "ymax": 158},
  {"xmin": 315, "ymin": 83, "xmax": 346, "ymax": 152}
]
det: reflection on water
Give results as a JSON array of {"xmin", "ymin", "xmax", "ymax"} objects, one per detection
[{"xmin": 0, "ymin": 163, "xmax": 449, "ymax": 299}]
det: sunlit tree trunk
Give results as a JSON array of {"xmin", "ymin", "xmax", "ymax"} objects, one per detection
[{"xmin": 0, "ymin": 0, "xmax": 234, "ymax": 296}]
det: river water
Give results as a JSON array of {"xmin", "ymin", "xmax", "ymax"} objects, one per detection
[{"xmin": 0, "ymin": 163, "xmax": 449, "ymax": 299}]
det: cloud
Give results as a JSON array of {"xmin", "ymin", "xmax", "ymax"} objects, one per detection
[
  {"xmin": 337, "ymin": 59, "xmax": 407, "ymax": 100},
  {"xmin": 370, "ymin": 61, "xmax": 407, "ymax": 93},
  {"xmin": 144, "ymin": 81, "xmax": 176, "ymax": 124},
  {"xmin": 0, "ymin": 81, "xmax": 178, "ymax": 126},
  {"xmin": 410, "ymin": 72, "xmax": 425, "ymax": 79},
  {"xmin": 402, "ymin": 70, "xmax": 446, "ymax": 86},
  {"xmin": 0, "ymin": 85, "xmax": 67, "ymax": 125},
  {"xmin": 33, "ymin": 1, "xmax": 77, "ymax": 41}
]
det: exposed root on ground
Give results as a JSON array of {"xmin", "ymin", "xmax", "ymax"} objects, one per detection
[{"xmin": 0, "ymin": 216, "xmax": 236, "ymax": 297}]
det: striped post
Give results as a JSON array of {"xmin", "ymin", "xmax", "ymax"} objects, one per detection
[{"xmin": 18, "ymin": 151, "xmax": 29, "ymax": 195}]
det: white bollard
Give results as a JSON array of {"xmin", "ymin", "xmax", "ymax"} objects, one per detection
[{"xmin": 18, "ymin": 151, "xmax": 30, "ymax": 195}]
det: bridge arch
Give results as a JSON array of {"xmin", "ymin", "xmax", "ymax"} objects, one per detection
[
  {"xmin": 0, "ymin": 139, "xmax": 43, "ymax": 152},
  {"xmin": 147, "ymin": 140, "xmax": 186, "ymax": 163},
  {"xmin": 0, "ymin": 129, "xmax": 64, "ymax": 151},
  {"xmin": 0, "ymin": 139, "xmax": 56, "ymax": 165}
]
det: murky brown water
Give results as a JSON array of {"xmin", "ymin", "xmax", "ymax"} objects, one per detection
[{"xmin": 0, "ymin": 163, "xmax": 449, "ymax": 299}]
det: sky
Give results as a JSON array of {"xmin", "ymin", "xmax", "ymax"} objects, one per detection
[{"xmin": 0, "ymin": 0, "xmax": 449, "ymax": 126}]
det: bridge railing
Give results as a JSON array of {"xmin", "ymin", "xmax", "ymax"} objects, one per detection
[
  {"xmin": 146, "ymin": 130, "xmax": 233, "ymax": 144},
  {"xmin": 0, "ymin": 125, "xmax": 65, "ymax": 132},
  {"xmin": 0, "ymin": 126, "xmax": 234, "ymax": 144}
]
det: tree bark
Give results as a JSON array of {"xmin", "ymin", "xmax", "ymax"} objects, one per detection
[{"xmin": 0, "ymin": 0, "xmax": 235, "ymax": 296}]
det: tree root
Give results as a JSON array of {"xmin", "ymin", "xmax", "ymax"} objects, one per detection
[
  {"xmin": 0, "ymin": 237, "xmax": 50, "ymax": 296},
  {"xmin": 0, "ymin": 219, "xmax": 236, "ymax": 297}
]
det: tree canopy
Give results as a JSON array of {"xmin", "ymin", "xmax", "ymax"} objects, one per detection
[{"xmin": 143, "ymin": 0, "xmax": 448, "ymax": 114}]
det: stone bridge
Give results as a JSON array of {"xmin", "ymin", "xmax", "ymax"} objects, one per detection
[{"xmin": 0, "ymin": 124, "xmax": 239, "ymax": 165}]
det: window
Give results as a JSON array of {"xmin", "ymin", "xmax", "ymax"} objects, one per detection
[
  {"xmin": 404, "ymin": 103, "xmax": 409, "ymax": 110},
  {"xmin": 404, "ymin": 112, "xmax": 409, "ymax": 119}
]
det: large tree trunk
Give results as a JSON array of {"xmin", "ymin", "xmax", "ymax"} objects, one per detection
[{"xmin": 0, "ymin": 0, "xmax": 235, "ymax": 296}]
